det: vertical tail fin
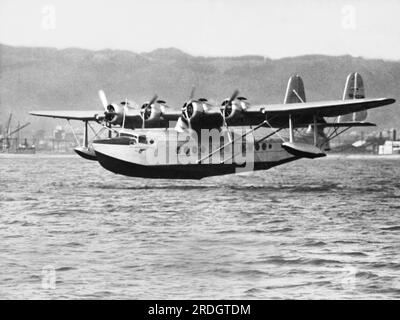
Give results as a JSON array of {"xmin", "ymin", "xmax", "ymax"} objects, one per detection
[
  {"xmin": 339, "ymin": 72, "xmax": 368, "ymax": 122},
  {"xmin": 342, "ymin": 72, "xmax": 365, "ymax": 100},
  {"xmin": 284, "ymin": 74, "xmax": 306, "ymax": 104}
]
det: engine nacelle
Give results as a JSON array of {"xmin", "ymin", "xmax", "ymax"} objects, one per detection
[
  {"xmin": 141, "ymin": 103, "xmax": 162, "ymax": 122},
  {"xmin": 182, "ymin": 100, "xmax": 204, "ymax": 122},
  {"xmin": 105, "ymin": 103, "xmax": 124, "ymax": 125},
  {"xmin": 221, "ymin": 99, "xmax": 246, "ymax": 120}
]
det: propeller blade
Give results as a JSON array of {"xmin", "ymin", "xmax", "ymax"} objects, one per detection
[
  {"xmin": 148, "ymin": 94, "xmax": 158, "ymax": 107},
  {"xmin": 229, "ymin": 89, "xmax": 239, "ymax": 103},
  {"xmin": 122, "ymin": 99, "xmax": 127, "ymax": 129},
  {"xmin": 189, "ymin": 86, "xmax": 196, "ymax": 100},
  {"xmin": 140, "ymin": 108, "xmax": 145, "ymax": 129},
  {"xmin": 184, "ymin": 109, "xmax": 191, "ymax": 130},
  {"xmin": 98, "ymin": 90, "xmax": 108, "ymax": 111}
]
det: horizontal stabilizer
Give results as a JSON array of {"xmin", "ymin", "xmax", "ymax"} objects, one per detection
[{"xmin": 282, "ymin": 142, "xmax": 326, "ymax": 159}]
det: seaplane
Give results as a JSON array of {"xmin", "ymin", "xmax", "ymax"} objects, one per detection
[{"xmin": 30, "ymin": 73, "xmax": 395, "ymax": 179}]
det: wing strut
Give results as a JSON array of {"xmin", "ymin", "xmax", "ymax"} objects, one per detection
[
  {"xmin": 67, "ymin": 120, "xmax": 81, "ymax": 146},
  {"xmin": 283, "ymin": 113, "xmax": 326, "ymax": 158},
  {"xmin": 313, "ymin": 114, "xmax": 318, "ymax": 146},
  {"xmin": 197, "ymin": 120, "xmax": 268, "ymax": 164},
  {"xmin": 221, "ymin": 127, "xmax": 283, "ymax": 164},
  {"xmin": 84, "ymin": 121, "xmax": 88, "ymax": 148},
  {"xmin": 289, "ymin": 114, "xmax": 294, "ymax": 142}
]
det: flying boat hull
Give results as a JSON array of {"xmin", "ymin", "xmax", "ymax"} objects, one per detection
[{"xmin": 92, "ymin": 137, "xmax": 299, "ymax": 179}]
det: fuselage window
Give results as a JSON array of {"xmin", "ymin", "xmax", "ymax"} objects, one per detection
[
  {"xmin": 269, "ymin": 144, "xmax": 272, "ymax": 149},
  {"xmin": 138, "ymin": 135, "xmax": 147, "ymax": 144},
  {"xmin": 262, "ymin": 143, "xmax": 267, "ymax": 150},
  {"xmin": 120, "ymin": 133, "xmax": 134, "ymax": 137},
  {"xmin": 255, "ymin": 143, "xmax": 260, "ymax": 151}
]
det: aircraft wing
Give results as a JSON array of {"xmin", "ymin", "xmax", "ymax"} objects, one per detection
[
  {"xmin": 30, "ymin": 110, "xmax": 103, "ymax": 121},
  {"xmin": 160, "ymin": 109, "xmax": 183, "ymax": 121},
  {"xmin": 251, "ymin": 97, "xmax": 395, "ymax": 117}
]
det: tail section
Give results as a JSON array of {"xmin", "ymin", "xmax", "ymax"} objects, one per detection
[
  {"xmin": 285, "ymin": 75, "xmax": 330, "ymax": 150},
  {"xmin": 339, "ymin": 72, "xmax": 368, "ymax": 122},
  {"xmin": 342, "ymin": 72, "xmax": 365, "ymax": 100},
  {"xmin": 284, "ymin": 74, "xmax": 306, "ymax": 104}
]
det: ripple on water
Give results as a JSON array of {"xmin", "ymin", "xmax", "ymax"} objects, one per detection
[{"xmin": 1, "ymin": 155, "xmax": 400, "ymax": 299}]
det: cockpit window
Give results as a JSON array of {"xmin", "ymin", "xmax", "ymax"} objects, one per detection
[{"xmin": 120, "ymin": 132, "xmax": 134, "ymax": 137}]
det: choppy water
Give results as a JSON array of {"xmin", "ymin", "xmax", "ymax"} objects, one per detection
[{"xmin": 0, "ymin": 154, "xmax": 399, "ymax": 299}]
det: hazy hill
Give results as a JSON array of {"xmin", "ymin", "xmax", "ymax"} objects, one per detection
[{"xmin": 0, "ymin": 44, "xmax": 399, "ymax": 134}]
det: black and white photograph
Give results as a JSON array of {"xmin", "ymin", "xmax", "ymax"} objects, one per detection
[{"xmin": 0, "ymin": 0, "xmax": 399, "ymax": 304}]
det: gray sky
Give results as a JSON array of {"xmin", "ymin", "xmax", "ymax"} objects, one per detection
[{"xmin": 1, "ymin": 0, "xmax": 399, "ymax": 60}]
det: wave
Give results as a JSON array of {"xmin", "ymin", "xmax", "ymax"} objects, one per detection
[
  {"xmin": 260, "ymin": 256, "xmax": 342, "ymax": 266},
  {"xmin": 262, "ymin": 280, "xmax": 332, "ymax": 290},
  {"xmin": 88, "ymin": 183, "xmax": 342, "ymax": 193},
  {"xmin": 303, "ymin": 240, "xmax": 327, "ymax": 247},
  {"xmin": 90, "ymin": 184, "xmax": 214, "ymax": 191},
  {"xmin": 56, "ymin": 267, "xmax": 76, "ymax": 272},
  {"xmin": 269, "ymin": 227, "xmax": 293, "ymax": 233},
  {"xmin": 379, "ymin": 225, "xmax": 400, "ymax": 231}
]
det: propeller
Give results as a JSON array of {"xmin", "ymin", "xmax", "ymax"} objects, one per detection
[
  {"xmin": 148, "ymin": 94, "xmax": 158, "ymax": 107},
  {"xmin": 177, "ymin": 86, "xmax": 212, "ymax": 132},
  {"xmin": 98, "ymin": 90, "xmax": 108, "ymax": 111},
  {"xmin": 98, "ymin": 90, "xmax": 113, "ymax": 137},
  {"xmin": 220, "ymin": 90, "xmax": 240, "ymax": 142},
  {"xmin": 140, "ymin": 94, "xmax": 158, "ymax": 129},
  {"xmin": 180, "ymin": 87, "xmax": 197, "ymax": 130},
  {"xmin": 98, "ymin": 89, "xmax": 117, "ymax": 122},
  {"xmin": 184, "ymin": 107, "xmax": 192, "ymax": 130},
  {"xmin": 122, "ymin": 98, "xmax": 127, "ymax": 129},
  {"xmin": 221, "ymin": 89, "xmax": 239, "ymax": 117}
]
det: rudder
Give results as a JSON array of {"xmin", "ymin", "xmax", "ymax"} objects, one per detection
[
  {"xmin": 284, "ymin": 74, "xmax": 306, "ymax": 104},
  {"xmin": 339, "ymin": 72, "xmax": 367, "ymax": 122}
]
